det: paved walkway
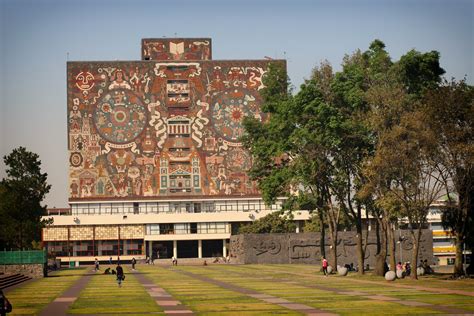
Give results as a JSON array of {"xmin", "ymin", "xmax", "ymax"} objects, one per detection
[
  {"xmin": 132, "ymin": 270, "xmax": 194, "ymax": 315},
  {"xmin": 38, "ymin": 272, "xmax": 93, "ymax": 316},
  {"xmin": 216, "ymin": 267, "xmax": 473, "ymax": 315},
  {"xmin": 172, "ymin": 268, "xmax": 337, "ymax": 316}
]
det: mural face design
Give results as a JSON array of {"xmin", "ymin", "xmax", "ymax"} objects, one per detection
[
  {"xmin": 68, "ymin": 41, "xmax": 283, "ymax": 200},
  {"xmin": 75, "ymin": 71, "xmax": 95, "ymax": 91}
]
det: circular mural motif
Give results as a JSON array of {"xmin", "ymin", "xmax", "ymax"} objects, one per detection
[
  {"xmin": 211, "ymin": 89, "xmax": 262, "ymax": 142},
  {"xmin": 93, "ymin": 89, "xmax": 147, "ymax": 144},
  {"xmin": 227, "ymin": 147, "xmax": 251, "ymax": 172},
  {"xmin": 69, "ymin": 152, "xmax": 83, "ymax": 168}
]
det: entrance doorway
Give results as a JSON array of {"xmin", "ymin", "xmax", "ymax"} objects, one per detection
[
  {"xmin": 202, "ymin": 240, "xmax": 223, "ymax": 258},
  {"xmin": 177, "ymin": 240, "xmax": 198, "ymax": 258}
]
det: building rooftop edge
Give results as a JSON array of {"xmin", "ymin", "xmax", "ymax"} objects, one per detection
[{"xmin": 66, "ymin": 59, "xmax": 286, "ymax": 64}]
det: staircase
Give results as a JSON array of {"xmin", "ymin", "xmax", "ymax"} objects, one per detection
[{"xmin": 0, "ymin": 273, "xmax": 32, "ymax": 290}]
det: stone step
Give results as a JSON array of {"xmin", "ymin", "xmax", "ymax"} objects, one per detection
[{"xmin": 0, "ymin": 274, "xmax": 31, "ymax": 290}]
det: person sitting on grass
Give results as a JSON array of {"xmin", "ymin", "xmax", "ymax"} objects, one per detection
[{"xmin": 116, "ymin": 264, "xmax": 125, "ymax": 287}]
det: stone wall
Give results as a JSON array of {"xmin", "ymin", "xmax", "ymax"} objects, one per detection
[
  {"xmin": 230, "ymin": 230, "xmax": 434, "ymax": 267},
  {"xmin": 2, "ymin": 264, "xmax": 45, "ymax": 278}
]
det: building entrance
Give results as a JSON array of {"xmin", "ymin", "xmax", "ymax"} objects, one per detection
[
  {"xmin": 203, "ymin": 239, "xmax": 223, "ymax": 257},
  {"xmin": 177, "ymin": 240, "xmax": 198, "ymax": 258}
]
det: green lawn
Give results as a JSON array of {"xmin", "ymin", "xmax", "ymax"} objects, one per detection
[
  {"xmin": 7, "ymin": 268, "xmax": 86, "ymax": 315},
  {"xmin": 5, "ymin": 264, "xmax": 474, "ymax": 315},
  {"xmin": 68, "ymin": 265, "xmax": 161, "ymax": 314}
]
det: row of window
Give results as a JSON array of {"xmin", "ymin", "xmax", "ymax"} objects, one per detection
[
  {"xmin": 47, "ymin": 240, "xmax": 144, "ymax": 257},
  {"xmin": 70, "ymin": 200, "xmax": 283, "ymax": 215},
  {"xmin": 146, "ymin": 222, "xmax": 229, "ymax": 235}
]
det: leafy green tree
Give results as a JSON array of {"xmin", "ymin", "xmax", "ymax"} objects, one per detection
[
  {"xmin": 422, "ymin": 79, "xmax": 474, "ymax": 275},
  {"xmin": 0, "ymin": 147, "xmax": 51, "ymax": 249},
  {"xmin": 238, "ymin": 211, "xmax": 296, "ymax": 234}
]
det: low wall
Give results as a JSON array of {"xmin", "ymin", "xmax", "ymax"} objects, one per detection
[
  {"xmin": 2, "ymin": 263, "xmax": 45, "ymax": 278},
  {"xmin": 230, "ymin": 230, "xmax": 433, "ymax": 267}
]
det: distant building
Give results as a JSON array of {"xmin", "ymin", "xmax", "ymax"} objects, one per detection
[
  {"xmin": 427, "ymin": 194, "xmax": 471, "ymax": 266},
  {"xmin": 42, "ymin": 38, "xmax": 308, "ymax": 262}
]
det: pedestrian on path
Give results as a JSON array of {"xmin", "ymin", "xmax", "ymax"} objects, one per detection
[
  {"xmin": 322, "ymin": 257, "xmax": 328, "ymax": 276},
  {"xmin": 116, "ymin": 264, "xmax": 125, "ymax": 287},
  {"xmin": 131, "ymin": 257, "xmax": 136, "ymax": 270},
  {"xmin": 94, "ymin": 258, "xmax": 100, "ymax": 271},
  {"xmin": 0, "ymin": 290, "xmax": 13, "ymax": 316}
]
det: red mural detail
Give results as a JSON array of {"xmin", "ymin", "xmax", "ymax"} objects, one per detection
[{"xmin": 68, "ymin": 42, "xmax": 285, "ymax": 200}]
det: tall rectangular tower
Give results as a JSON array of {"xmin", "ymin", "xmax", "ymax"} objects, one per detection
[{"xmin": 43, "ymin": 38, "xmax": 297, "ymax": 263}]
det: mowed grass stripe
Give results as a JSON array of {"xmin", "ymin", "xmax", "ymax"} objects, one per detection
[
  {"xmin": 235, "ymin": 264, "xmax": 474, "ymax": 310},
  {"xmin": 138, "ymin": 265, "xmax": 301, "ymax": 315},
  {"xmin": 7, "ymin": 268, "xmax": 87, "ymax": 316},
  {"xmin": 176, "ymin": 265, "xmax": 447, "ymax": 315},
  {"xmin": 68, "ymin": 266, "xmax": 162, "ymax": 314}
]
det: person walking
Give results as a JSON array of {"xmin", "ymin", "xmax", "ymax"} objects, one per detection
[
  {"xmin": 116, "ymin": 264, "xmax": 125, "ymax": 287},
  {"xmin": 131, "ymin": 257, "xmax": 136, "ymax": 270},
  {"xmin": 94, "ymin": 258, "xmax": 100, "ymax": 271},
  {"xmin": 322, "ymin": 257, "xmax": 328, "ymax": 276},
  {"xmin": 0, "ymin": 290, "xmax": 13, "ymax": 316}
]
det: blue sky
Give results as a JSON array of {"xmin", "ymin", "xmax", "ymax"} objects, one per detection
[{"xmin": 0, "ymin": 0, "xmax": 472, "ymax": 207}]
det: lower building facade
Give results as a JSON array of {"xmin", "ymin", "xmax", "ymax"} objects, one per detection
[{"xmin": 42, "ymin": 197, "xmax": 310, "ymax": 262}]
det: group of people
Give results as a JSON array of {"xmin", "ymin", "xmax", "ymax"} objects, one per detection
[{"xmin": 396, "ymin": 261, "xmax": 412, "ymax": 276}]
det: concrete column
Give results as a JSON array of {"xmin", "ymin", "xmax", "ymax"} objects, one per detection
[
  {"xmin": 198, "ymin": 240, "xmax": 202, "ymax": 258},
  {"xmin": 97, "ymin": 240, "xmax": 102, "ymax": 256},
  {"xmin": 223, "ymin": 239, "xmax": 227, "ymax": 258},
  {"xmin": 147, "ymin": 241, "xmax": 153, "ymax": 259},
  {"xmin": 173, "ymin": 240, "xmax": 178, "ymax": 258},
  {"xmin": 123, "ymin": 240, "xmax": 128, "ymax": 255}
]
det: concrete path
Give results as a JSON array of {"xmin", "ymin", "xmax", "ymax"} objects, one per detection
[
  {"xmin": 132, "ymin": 270, "xmax": 194, "ymax": 315},
  {"xmin": 38, "ymin": 272, "xmax": 93, "ymax": 316},
  {"xmin": 172, "ymin": 268, "xmax": 337, "ymax": 316}
]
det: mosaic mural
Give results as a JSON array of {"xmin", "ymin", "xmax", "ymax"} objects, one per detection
[
  {"xmin": 142, "ymin": 38, "xmax": 212, "ymax": 61},
  {"xmin": 68, "ymin": 40, "xmax": 285, "ymax": 200}
]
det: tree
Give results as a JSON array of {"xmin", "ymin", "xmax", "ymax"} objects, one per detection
[
  {"xmin": 423, "ymin": 80, "xmax": 474, "ymax": 275},
  {"xmin": 362, "ymin": 44, "xmax": 446, "ymax": 278},
  {"xmin": 238, "ymin": 211, "xmax": 296, "ymax": 234},
  {"xmin": 0, "ymin": 147, "xmax": 51, "ymax": 249},
  {"xmin": 365, "ymin": 109, "xmax": 444, "ymax": 279}
]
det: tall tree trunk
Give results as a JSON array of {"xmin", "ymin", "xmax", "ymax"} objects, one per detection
[
  {"xmin": 327, "ymin": 216, "xmax": 338, "ymax": 269},
  {"xmin": 356, "ymin": 220, "xmax": 364, "ymax": 275},
  {"xmin": 410, "ymin": 227, "xmax": 422, "ymax": 280},
  {"xmin": 319, "ymin": 211, "xmax": 326, "ymax": 258},
  {"xmin": 454, "ymin": 235, "xmax": 464, "ymax": 276},
  {"xmin": 374, "ymin": 219, "xmax": 387, "ymax": 276},
  {"xmin": 355, "ymin": 204, "xmax": 365, "ymax": 275},
  {"xmin": 387, "ymin": 224, "xmax": 396, "ymax": 272},
  {"xmin": 331, "ymin": 230, "xmax": 338, "ymax": 269}
]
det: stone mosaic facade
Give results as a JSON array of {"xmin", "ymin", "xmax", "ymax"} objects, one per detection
[
  {"xmin": 230, "ymin": 230, "xmax": 434, "ymax": 266},
  {"xmin": 69, "ymin": 226, "xmax": 94, "ymax": 241},
  {"xmin": 67, "ymin": 38, "xmax": 284, "ymax": 201},
  {"xmin": 43, "ymin": 225, "xmax": 145, "ymax": 241},
  {"xmin": 42, "ymin": 227, "xmax": 68, "ymax": 241}
]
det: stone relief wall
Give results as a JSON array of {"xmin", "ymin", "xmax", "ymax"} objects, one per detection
[{"xmin": 230, "ymin": 230, "xmax": 434, "ymax": 266}]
